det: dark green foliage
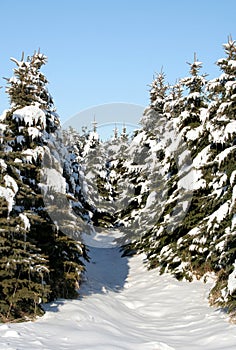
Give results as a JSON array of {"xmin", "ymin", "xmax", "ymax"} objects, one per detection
[
  {"xmin": 1, "ymin": 39, "xmax": 236, "ymax": 323},
  {"xmin": 0, "ymin": 168, "xmax": 50, "ymax": 321},
  {"xmin": 5, "ymin": 51, "xmax": 54, "ymax": 111},
  {"xmin": 0, "ymin": 51, "xmax": 86, "ymax": 322},
  {"xmin": 121, "ymin": 38, "xmax": 236, "ymax": 320}
]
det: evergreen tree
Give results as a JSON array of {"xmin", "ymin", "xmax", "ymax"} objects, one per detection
[
  {"xmin": 178, "ymin": 54, "xmax": 207, "ymax": 135},
  {"xmin": 0, "ymin": 51, "xmax": 86, "ymax": 322},
  {"xmin": 118, "ymin": 71, "xmax": 172, "ymax": 247},
  {"xmin": 5, "ymin": 51, "xmax": 54, "ymax": 111},
  {"xmin": 1, "ymin": 40, "xmax": 236, "ymax": 322},
  {"xmin": 203, "ymin": 37, "xmax": 236, "ymax": 313},
  {"xmin": 149, "ymin": 70, "xmax": 169, "ymax": 112},
  {"xmin": 0, "ymin": 116, "xmax": 50, "ymax": 321},
  {"xmin": 80, "ymin": 123, "xmax": 116, "ymax": 227},
  {"xmin": 125, "ymin": 39, "xmax": 236, "ymax": 319}
]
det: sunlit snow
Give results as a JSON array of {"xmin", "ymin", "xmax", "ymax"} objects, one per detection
[{"xmin": 1, "ymin": 232, "xmax": 236, "ymax": 350}]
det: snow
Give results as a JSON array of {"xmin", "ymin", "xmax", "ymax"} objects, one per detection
[
  {"xmin": 182, "ymin": 200, "xmax": 189, "ymax": 211},
  {"xmin": 227, "ymin": 260, "xmax": 236, "ymax": 296},
  {"xmin": 224, "ymin": 121, "xmax": 236, "ymax": 135},
  {"xmin": 187, "ymin": 91, "xmax": 201, "ymax": 100},
  {"xmin": 14, "ymin": 158, "xmax": 22, "ymax": 164},
  {"xmin": 83, "ymin": 132, "xmax": 100, "ymax": 155},
  {"xmin": 218, "ymin": 102, "xmax": 232, "ymax": 114},
  {"xmin": 0, "ymin": 123, "xmax": 7, "ymax": 132},
  {"xmin": 178, "ymin": 149, "xmax": 190, "ymax": 167},
  {"xmin": 41, "ymin": 168, "xmax": 67, "ymax": 194},
  {"xmin": 230, "ymin": 171, "xmax": 236, "ymax": 186},
  {"xmin": 28, "ymin": 126, "xmax": 42, "ymax": 140},
  {"xmin": 207, "ymin": 120, "xmax": 236, "ymax": 144},
  {"xmin": 228, "ymin": 60, "xmax": 236, "ymax": 68},
  {"xmin": 21, "ymin": 147, "xmax": 43, "ymax": 163},
  {"xmin": 178, "ymin": 168, "xmax": 205, "ymax": 191},
  {"xmin": 0, "ymin": 186, "xmax": 15, "ymax": 213},
  {"xmin": 4, "ymin": 174, "xmax": 18, "ymax": 194},
  {"xmin": 193, "ymin": 145, "xmax": 211, "ymax": 168},
  {"xmin": 12, "ymin": 105, "xmax": 46, "ymax": 129},
  {"xmin": 145, "ymin": 191, "xmax": 156, "ymax": 209},
  {"xmin": 215, "ymin": 146, "xmax": 236, "ymax": 166},
  {"xmin": 231, "ymin": 185, "xmax": 236, "ymax": 210},
  {"xmin": 19, "ymin": 213, "xmax": 31, "ymax": 231},
  {"xmin": 206, "ymin": 202, "xmax": 229, "ymax": 230},
  {"xmin": 210, "ymin": 173, "xmax": 228, "ymax": 198},
  {"xmin": 185, "ymin": 125, "xmax": 202, "ymax": 141},
  {"xmin": 188, "ymin": 227, "xmax": 200, "ymax": 236},
  {"xmin": 0, "ymin": 175, "xmax": 18, "ymax": 214},
  {"xmin": 0, "ymin": 159, "xmax": 7, "ymax": 172},
  {"xmin": 1, "ymin": 330, "xmax": 20, "ymax": 338},
  {"xmin": 232, "ymin": 214, "xmax": 236, "ymax": 229},
  {"xmin": 1, "ymin": 232, "xmax": 236, "ymax": 350},
  {"xmin": 16, "ymin": 135, "xmax": 25, "ymax": 144},
  {"xmin": 215, "ymin": 240, "xmax": 225, "ymax": 253}
]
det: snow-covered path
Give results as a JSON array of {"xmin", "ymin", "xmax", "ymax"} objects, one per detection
[{"xmin": 1, "ymin": 237, "xmax": 236, "ymax": 350}]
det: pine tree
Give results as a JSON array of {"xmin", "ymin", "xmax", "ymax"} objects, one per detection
[
  {"xmin": 0, "ymin": 129, "xmax": 50, "ymax": 321},
  {"xmin": 118, "ymin": 71, "xmax": 172, "ymax": 247},
  {"xmin": 1, "ymin": 41, "xmax": 235, "ymax": 321},
  {"xmin": 124, "ymin": 39, "xmax": 236, "ymax": 319},
  {"xmin": 0, "ymin": 51, "xmax": 87, "ymax": 321},
  {"xmin": 80, "ymin": 123, "xmax": 116, "ymax": 227},
  {"xmin": 203, "ymin": 37, "xmax": 236, "ymax": 313},
  {"xmin": 5, "ymin": 51, "xmax": 54, "ymax": 111},
  {"xmin": 0, "ymin": 216, "xmax": 50, "ymax": 321},
  {"xmin": 149, "ymin": 70, "xmax": 169, "ymax": 112},
  {"xmin": 164, "ymin": 80, "xmax": 184, "ymax": 120},
  {"xmin": 178, "ymin": 53, "xmax": 207, "ymax": 131}
]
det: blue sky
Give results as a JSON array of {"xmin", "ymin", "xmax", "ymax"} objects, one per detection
[{"xmin": 0, "ymin": 0, "xmax": 236, "ymax": 128}]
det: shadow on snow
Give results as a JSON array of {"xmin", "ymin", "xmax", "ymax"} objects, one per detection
[
  {"xmin": 79, "ymin": 246, "xmax": 130, "ymax": 296},
  {"xmin": 42, "ymin": 245, "xmax": 130, "ymax": 313}
]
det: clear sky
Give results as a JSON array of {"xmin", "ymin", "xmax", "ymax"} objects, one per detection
[{"xmin": 0, "ymin": 0, "xmax": 236, "ymax": 127}]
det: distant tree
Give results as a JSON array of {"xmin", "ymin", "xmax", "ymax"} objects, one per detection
[
  {"xmin": 179, "ymin": 53, "xmax": 207, "ymax": 129},
  {"xmin": 149, "ymin": 70, "xmax": 169, "ymax": 111},
  {"xmin": 164, "ymin": 80, "xmax": 183, "ymax": 120}
]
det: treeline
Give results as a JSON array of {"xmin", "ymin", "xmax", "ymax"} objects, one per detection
[
  {"xmin": 0, "ymin": 36, "xmax": 236, "ymax": 322},
  {"xmin": 83, "ymin": 37, "xmax": 236, "ymax": 319}
]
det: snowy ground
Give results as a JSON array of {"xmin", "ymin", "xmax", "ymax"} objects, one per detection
[{"xmin": 1, "ymin": 232, "xmax": 236, "ymax": 350}]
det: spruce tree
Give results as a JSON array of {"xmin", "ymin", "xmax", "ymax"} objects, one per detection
[
  {"xmin": 0, "ymin": 116, "xmax": 50, "ymax": 321},
  {"xmin": 5, "ymin": 51, "xmax": 54, "ymax": 111},
  {"xmin": 0, "ymin": 51, "xmax": 86, "ymax": 321},
  {"xmin": 119, "ymin": 71, "xmax": 172, "ymax": 248},
  {"xmin": 80, "ymin": 122, "xmax": 116, "ymax": 227},
  {"xmin": 203, "ymin": 36, "xmax": 236, "ymax": 313},
  {"xmin": 125, "ymin": 38, "xmax": 236, "ymax": 319}
]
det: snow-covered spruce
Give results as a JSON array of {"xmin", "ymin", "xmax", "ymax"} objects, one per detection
[
  {"xmin": 63, "ymin": 39, "xmax": 236, "ymax": 320},
  {"xmin": 0, "ymin": 51, "xmax": 87, "ymax": 322},
  {"xmin": 0, "ymin": 38, "xmax": 236, "ymax": 324},
  {"xmin": 124, "ymin": 38, "xmax": 236, "ymax": 319}
]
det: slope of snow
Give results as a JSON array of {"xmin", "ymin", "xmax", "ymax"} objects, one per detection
[{"xmin": 0, "ymin": 233, "xmax": 236, "ymax": 350}]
